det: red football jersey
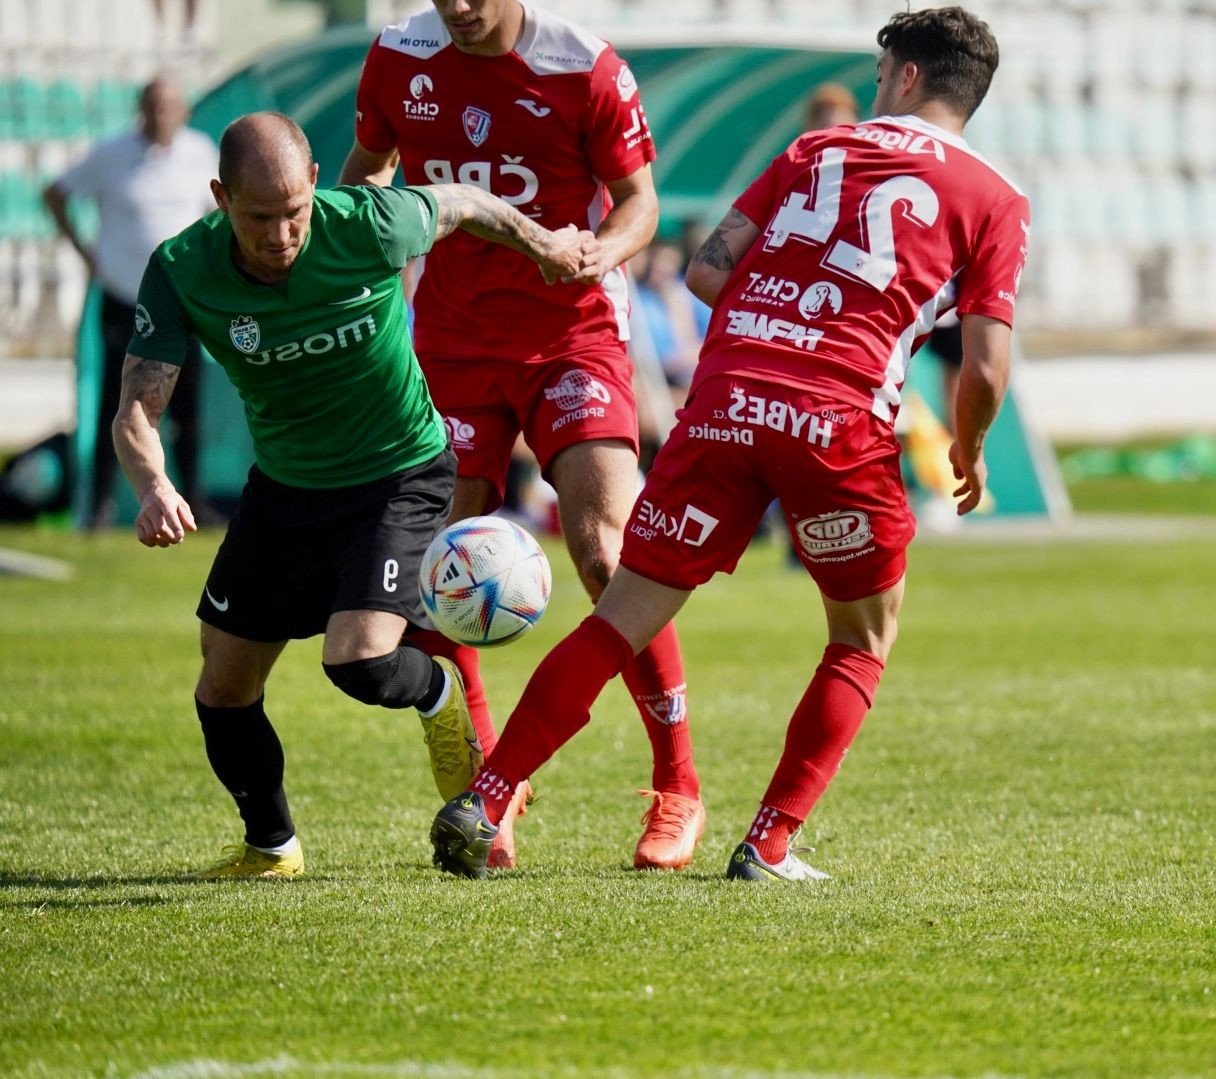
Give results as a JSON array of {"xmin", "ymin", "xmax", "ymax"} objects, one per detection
[
  {"xmin": 695, "ymin": 115, "xmax": 1031, "ymax": 422},
  {"xmin": 355, "ymin": 4, "xmax": 656, "ymax": 362}
]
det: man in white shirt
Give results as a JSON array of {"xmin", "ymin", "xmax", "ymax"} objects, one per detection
[{"xmin": 44, "ymin": 75, "xmax": 219, "ymax": 528}]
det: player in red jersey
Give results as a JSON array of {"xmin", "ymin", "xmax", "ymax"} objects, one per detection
[
  {"xmin": 339, "ymin": 0, "xmax": 704, "ymax": 871},
  {"xmin": 429, "ymin": 6, "xmax": 1031, "ymax": 881}
]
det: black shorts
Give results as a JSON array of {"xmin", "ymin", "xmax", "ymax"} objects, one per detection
[{"xmin": 196, "ymin": 449, "xmax": 456, "ymax": 642}]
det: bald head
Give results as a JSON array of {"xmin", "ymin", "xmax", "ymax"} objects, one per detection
[
  {"xmin": 140, "ymin": 74, "xmax": 188, "ymax": 145},
  {"xmin": 218, "ymin": 112, "xmax": 314, "ymax": 196},
  {"xmin": 212, "ymin": 112, "xmax": 318, "ymax": 283}
]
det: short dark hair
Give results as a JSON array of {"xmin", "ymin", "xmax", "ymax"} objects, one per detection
[
  {"xmin": 218, "ymin": 111, "xmax": 314, "ymax": 193},
  {"xmin": 877, "ymin": 6, "xmax": 999, "ymax": 120}
]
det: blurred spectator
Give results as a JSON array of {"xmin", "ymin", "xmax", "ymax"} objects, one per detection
[
  {"xmin": 804, "ymin": 81, "xmax": 861, "ymax": 130},
  {"xmin": 151, "ymin": 0, "xmax": 200, "ymax": 49},
  {"xmin": 631, "ymin": 240, "xmax": 702, "ymax": 402},
  {"xmin": 43, "ymin": 75, "xmax": 219, "ymax": 529},
  {"xmin": 679, "ymin": 218, "xmax": 713, "ymax": 338},
  {"xmin": 927, "ymin": 310, "xmax": 964, "ymax": 434}
]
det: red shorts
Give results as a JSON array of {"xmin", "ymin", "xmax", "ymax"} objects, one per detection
[
  {"xmin": 421, "ymin": 350, "xmax": 639, "ymax": 510},
  {"xmin": 621, "ymin": 375, "xmax": 915, "ymax": 601}
]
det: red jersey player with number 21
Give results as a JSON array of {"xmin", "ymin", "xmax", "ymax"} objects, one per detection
[
  {"xmin": 430, "ymin": 5, "xmax": 1032, "ymax": 881},
  {"xmin": 340, "ymin": 0, "xmax": 705, "ymax": 873}
]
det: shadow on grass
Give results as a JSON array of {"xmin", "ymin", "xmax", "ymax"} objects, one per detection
[
  {"xmin": 12, "ymin": 895, "xmax": 173, "ymax": 912},
  {"xmin": 398, "ymin": 859, "xmax": 737, "ymax": 884},
  {"xmin": 0, "ymin": 869, "xmax": 335, "ymax": 907}
]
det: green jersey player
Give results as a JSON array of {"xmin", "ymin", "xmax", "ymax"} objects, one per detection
[{"xmin": 112, "ymin": 111, "xmax": 582, "ymax": 878}]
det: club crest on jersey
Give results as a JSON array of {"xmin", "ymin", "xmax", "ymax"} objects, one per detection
[
  {"xmin": 229, "ymin": 315, "xmax": 261, "ymax": 354},
  {"xmin": 134, "ymin": 304, "xmax": 154, "ymax": 339},
  {"xmin": 463, "ymin": 107, "xmax": 491, "ymax": 147}
]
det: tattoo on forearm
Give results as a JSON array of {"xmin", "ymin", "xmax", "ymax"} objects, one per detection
[
  {"xmin": 432, "ymin": 184, "xmax": 531, "ymax": 249},
  {"xmin": 691, "ymin": 208, "xmax": 751, "ymax": 271},
  {"xmin": 121, "ymin": 358, "xmax": 180, "ymax": 423}
]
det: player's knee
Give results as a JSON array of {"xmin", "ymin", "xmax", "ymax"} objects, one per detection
[
  {"xmin": 195, "ymin": 670, "xmax": 264, "ymax": 710},
  {"xmin": 571, "ymin": 543, "xmax": 616, "ymax": 596},
  {"xmin": 323, "ymin": 654, "xmax": 400, "ymax": 707},
  {"xmin": 871, "ymin": 617, "xmax": 899, "ymax": 662},
  {"xmin": 322, "ymin": 650, "xmax": 433, "ymax": 708}
]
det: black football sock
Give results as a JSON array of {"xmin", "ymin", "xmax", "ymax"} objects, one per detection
[
  {"xmin": 195, "ymin": 696, "xmax": 295, "ymax": 848},
  {"xmin": 415, "ymin": 657, "xmax": 448, "ymax": 713}
]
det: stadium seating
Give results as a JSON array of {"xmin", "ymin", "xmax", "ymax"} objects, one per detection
[{"xmin": 4, "ymin": 0, "xmax": 1216, "ymax": 352}]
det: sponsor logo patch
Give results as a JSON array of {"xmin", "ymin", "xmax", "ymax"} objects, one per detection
[
  {"xmin": 724, "ymin": 309, "xmax": 823, "ymax": 352},
  {"xmin": 852, "ymin": 125, "xmax": 945, "ymax": 161},
  {"xmin": 616, "ymin": 64, "xmax": 638, "ymax": 102},
  {"xmin": 794, "ymin": 510, "xmax": 874, "ymax": 561},
  {"xmin": 544, "ymin": 370, "xmax": 611, "ymax": 411},
  {"xmin": 534, "ymin": 50, "xmax": 592, "ymax": 68},
  {"xmin": 798, "ymin": 281, "xmax": 843, "ymax": 319},
  {"xmin": 243, "ymin": 314, "xmax": 377, "ymax": 366},
  {"xmin": 545, "ymin": 371, "xmax": 611, "ymax": 432},
  {"xmin": 686, "ymin": 423, "xmax": 754, "ymax": 445},
  {"xmin": 726, "ymin": 389, "xmax": 834, "ymax": 447},
  {"xmin": 444, "ymin": 416, "xmax": 475, "ymax": 450},
  {"xmin": 630, "ymin": 500, "xmax": 719, "ymax": 548}
]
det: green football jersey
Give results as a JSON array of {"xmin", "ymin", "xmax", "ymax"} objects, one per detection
[{"xmin": 128, "ymin": 185, "xmax": 447, "ymax": 488}]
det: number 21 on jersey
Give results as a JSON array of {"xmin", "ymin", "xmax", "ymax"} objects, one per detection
[{"xmin": 764, "ymin": 147, "xmax": 940, "ymax": 292}]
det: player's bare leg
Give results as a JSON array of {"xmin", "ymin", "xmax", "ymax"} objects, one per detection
[
  {"xmin": 192, "ymin": 626, "xmax": 302, "ymax": 877},
  {"xmin": 550, "ymin": 440, "xmax": 705, "ymax": 870},
  {"xmin": 729, "ymin": 579, "xmax": 904, "ymax": 882}
]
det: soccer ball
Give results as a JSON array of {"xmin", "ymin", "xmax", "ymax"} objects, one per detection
[{"xmin": 419, "ymin": 516, "xmax": 552, "ymax": 647}]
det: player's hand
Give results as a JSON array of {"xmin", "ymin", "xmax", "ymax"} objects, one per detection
[
  {"xmin": 949, "ymin": 442, "xmax": 987, "ymax": 516},
  {"xmin": 134, "ymin": 484, "xmax": 198, "ymax": 548},
  {"xmin": 565, "ymin": 230, "xmax": 612, "ymax": 285},
  {"xmin": 536, "ymin": 224, "xmax": 585, "ymax": 285}
]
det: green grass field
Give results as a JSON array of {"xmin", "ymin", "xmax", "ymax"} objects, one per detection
[{"xmin": 1, "ymin": 523, "xmax": 1214, "ymax": 1079}]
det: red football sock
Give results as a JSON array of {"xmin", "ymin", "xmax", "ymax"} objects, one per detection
[
  {"xmin": 746, "ymin": 805, "xmax": 802, "ymax": 865},
  {"xmin": 478, "ymin": 615, "xmax": 634, "ymax": 824},
  {"xmin": 407, "ymin": 627, "xmax": 497, "ymax": 755},
  {"xmin": 756, "ymin": 643, "xmax": 885, "ymax": 858},
  {"xmin": 621, "ymin": 622, "xmax": 700, "ymax": 798}
]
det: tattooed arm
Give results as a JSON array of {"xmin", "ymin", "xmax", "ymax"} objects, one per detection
[
  {"xmin": 113, "ymin": 354, "xmax": 197, "ymax": 547},
  {"xmin": 684, "ymin": 207, "xmax": 761, "ymax": 307},
  {"xmin": 430, "ymin": 183, "xmax": 584, "ymax": 284}
]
